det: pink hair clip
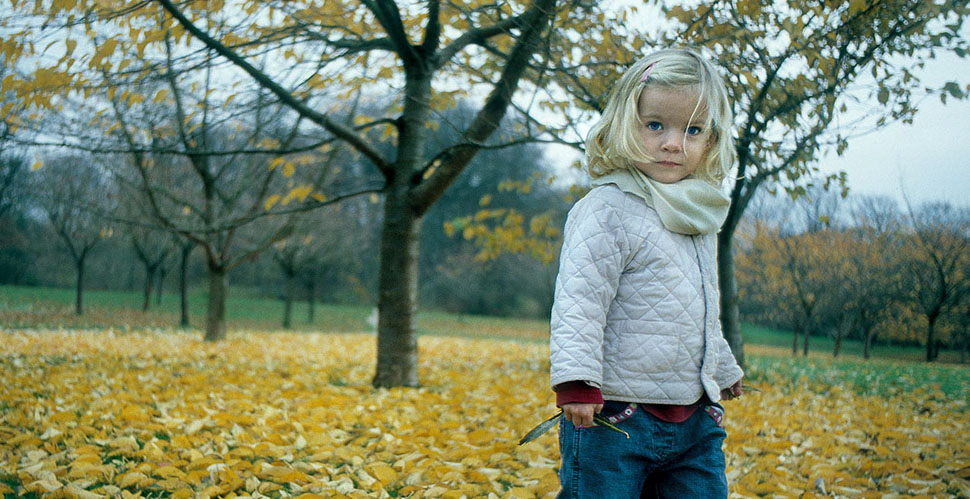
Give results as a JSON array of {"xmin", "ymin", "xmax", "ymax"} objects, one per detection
[{"xmin": 640, "ymin": 62, "xmax": 657, "ymax": 82}]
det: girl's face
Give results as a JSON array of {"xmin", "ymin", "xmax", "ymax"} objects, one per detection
[{"xmin": 633, "ymin": 86, "xmax": 711, "ymax": 184}]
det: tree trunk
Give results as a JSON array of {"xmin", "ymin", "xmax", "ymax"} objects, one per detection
[
  {"xmin": 306, "ymin": 278, "xmax": 315, "ymax": 324},
  {"xmin": 833, "ymin": 330, "xmax": 842, "ymax": 358},
  {"xmin": 926, "ymin": 314, "xmax": 938, "ymax": 362},
  {"xmin": 179, "ymin": 244, "xmax": 192, "ymax": 328},
  {"xmin": 863, "ymin": 327, "xmax": 873, "ymax": 360},
  {"xmin": 802, "ymin": 325, "xmax": 810, "ymax": 356},
  {"xmin": 373, "ymin": 191, "xmax": 422, "ymax": 388},
  {"xmin": 282, "ymin": 269, "xmax": 294, "ymax": 329},
  {"xmin": 205, "ymin": 265, "xmax": 227, "ymax": 341},
  {"xmin": 142, "ymin": 266, "xmax": 155, "ymax": 311},
  {"xmin": 74, "ymin": 253, "xmax": 86, "ymax": 315},
  {"xmin": 716, "ymin": 232, "xmax": 745, "ymax": 368},
  {"xmin": 156, "ymin": 266, "xmax": 166, "ymax": 305}
]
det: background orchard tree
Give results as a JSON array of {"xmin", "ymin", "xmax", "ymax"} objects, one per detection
[
  {"xmin": 846, "ymin": 195, "xmax": 906, "ymax": 359},
  {"xmin": 29, "ymin": 155, "xmax": 115, "ymax": 315},
  {"xmin": 101, "ymin": 37, "xmax": 375, "ymax": 341},
  {"xmin": 127, "ymin": 225, "xmax": 175, "ymax": 312},
  {"xmin": 270, "ymin": 207, "xmax": 362, "ymax": 329},
  {"xmin": 903, "ymin": 202, "xmax": 970, "ymax": 362}
]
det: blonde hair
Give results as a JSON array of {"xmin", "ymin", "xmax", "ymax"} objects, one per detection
[{"xmin": 585, "ymin": 48, "xmax": 735, "ymax": 185}]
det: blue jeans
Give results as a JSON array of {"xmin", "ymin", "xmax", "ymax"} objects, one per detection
[{"xmin": 557, "ymin": 401, "xmax": 728, "ymax": 499}]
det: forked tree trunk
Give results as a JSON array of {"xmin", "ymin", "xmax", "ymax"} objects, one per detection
[
  {"xmin": 373, "ymin": 190, "xmax": 422, "ymax": 388},
  {"xmin": 205, "ymin": 265, "xmax": 227, "ymax": 341}
]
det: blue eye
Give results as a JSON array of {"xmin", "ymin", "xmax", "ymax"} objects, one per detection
[
  {"xmin": 687, "ymin": 126, "xmax": 703, "ymax": 136},
  {"xmin": 646, "ymin": 121, "xmax": 662, "ymax": 131}
]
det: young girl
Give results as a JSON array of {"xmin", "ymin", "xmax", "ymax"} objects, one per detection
[{"xmin": 550, "ymin": 48, "xmax": 744, "ymax": 498}]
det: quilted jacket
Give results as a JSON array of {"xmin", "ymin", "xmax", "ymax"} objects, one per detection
[{"xmin": 550, "ymin": 184, "xmax": 743, "ymax": 404}]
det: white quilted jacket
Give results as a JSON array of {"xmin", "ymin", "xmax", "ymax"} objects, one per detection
[{"xmin": 550, "ymin": 184, "xmax": 743, "ymax": 404}]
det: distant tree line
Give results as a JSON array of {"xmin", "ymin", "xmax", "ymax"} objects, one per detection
[{"xmin": 736, "ymin": 187, "xmax": 970, "ymax": 363}]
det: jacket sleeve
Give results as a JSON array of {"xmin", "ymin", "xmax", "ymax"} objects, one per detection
[
  {"xmin": 550, "ymin": 193, "xmax": 629, "ymax": 389},
  {"xmin": 714, "ymin": 334, "xmax": 744, "ymax": 390}
]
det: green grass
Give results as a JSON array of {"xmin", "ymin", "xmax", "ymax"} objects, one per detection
[
  {"xmin": 0, "ymin": 284, "xmax": 371, "ymax": 332},
  {"xmin": 742, "ymin": 322, "xmax": 963, "ymax": 364},
  {"xmin": 0, "ymin": 284, "xmax": 548, "ymax": 340},
  {"xmin": 1, "ymin": 283, "xmax": 967, "ymax": 365},
  {"xmin": 743, "ymin": 352, "xmax": 970, "ymax": 408}
]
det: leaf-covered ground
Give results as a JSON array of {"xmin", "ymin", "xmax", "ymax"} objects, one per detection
[{"xmin": 1, "ymin": 330, "xmax": 968, "ymax": 498}]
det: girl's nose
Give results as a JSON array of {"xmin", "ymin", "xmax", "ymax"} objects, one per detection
[{"xmin": 660, "ymin": 133, "xmax": 683, "ymax": 153}]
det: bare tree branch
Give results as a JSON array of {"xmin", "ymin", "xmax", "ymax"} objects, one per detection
[{"xmin": 153, "ymin": 0, "xmax": 393, "ymax": 177}]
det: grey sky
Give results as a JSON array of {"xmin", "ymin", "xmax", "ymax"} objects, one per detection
[{"xmin": 819, "ymin": 45, "xmax": 970, "ymax": 209}]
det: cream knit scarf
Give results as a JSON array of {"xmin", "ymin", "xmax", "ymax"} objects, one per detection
[{"xmin": 591, "ymin": 168, "xmax": 730, "ymax": 235}]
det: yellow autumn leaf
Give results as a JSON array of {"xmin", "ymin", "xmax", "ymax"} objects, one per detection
[
  {"xmin": 152, "ymin": 89, "xmax": 169, "ymax": 104},
  {"xmin": 117, "ymin": 472, "xmax": 154, "ymax": 488},
  {"xmin": 264, "ymin": 194, "xmax": 281, "ymax": 211},
  {"xmin": 120, "ymin": 405, "xmax": 148, "ymax": 422},
  {"xmin": 365, "ymin": 462, "xmax": 398, "ymax": 484}
]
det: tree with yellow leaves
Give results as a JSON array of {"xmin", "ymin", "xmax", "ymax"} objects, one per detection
[
  {"xmin": 28, "ymin": 154, "xmax": 116, "ymax": 315},
  {"xmin": 844, "ymin": 195, "xmax": 908, "ymax": 359}
]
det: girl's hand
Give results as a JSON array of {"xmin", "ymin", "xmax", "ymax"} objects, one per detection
[
  {"xmin": 721, "ymin": 379, "xmax": 743, "ymax": 401},
  {"xmin": 561, "ymin": 402, "xmax": 603, "ymax": 428}
]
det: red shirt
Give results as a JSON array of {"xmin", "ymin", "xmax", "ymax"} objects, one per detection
[{"xmin": 554, "ymin": 381, "xmax": 699, "ymax": 423}]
